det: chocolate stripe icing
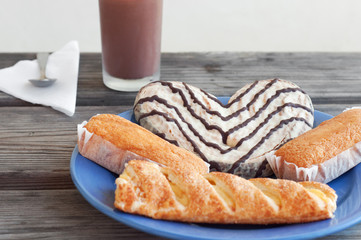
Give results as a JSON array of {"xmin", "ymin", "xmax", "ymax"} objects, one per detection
[
  {"xmin": 140, "ymin": 110, "xmax": 210, "ymax": 161},
  {"xmin": 180, "ymin": 79, "xmax": 280, "ymax": 121},
  {"xmin": 227, "ymin": 117, "xmax": 312, "ymax": 172},
  {"xmin": 136, "ymin": 80, "xmax": 311, "ymax": 123},
  {"xmin": 137, "ymin": 82, "xmax": 313, "ymax": 146},
  {"xmin": 138, "ymin": 99, "xmax": 312, "ymax": 154},
  {"xmin": 141, "ymin": 109, "xmax": 311, "ymax": 168},
  {"xmin": 134, "ymin": 79, "xmax": 314, "ymax": 178},
  {"xmin": 196, "ymin": 80, "xmax": 263, "ymax": 109}
]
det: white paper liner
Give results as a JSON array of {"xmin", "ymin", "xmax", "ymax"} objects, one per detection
[
  {"xmin": 344, "ymin": 107, "xmax": 361, "ymax": 113},
  {"xmin": 77, "ymin": 120, "xmax": 165, "ymax": 174},
  {"xmin": 266, "ymin": 140, "xmax": 361, "ymax": 183},
  {"xmin": 77, "ymin": 121, "xmax": 93, "ymax": 145}
]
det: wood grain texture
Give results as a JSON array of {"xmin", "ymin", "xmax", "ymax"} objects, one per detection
[
  {"xmin": 0, "ymin": 189, "xmax": 164, "ymax": 240},
  {"xmin": 0, "ymin": 53, "xmax": 361, "ymax": 239},
  {"xmin": 0, "ymin": 53, "xmax": 361, "ymax": 107}
]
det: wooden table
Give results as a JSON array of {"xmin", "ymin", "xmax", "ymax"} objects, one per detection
[{"xmin": 1, "ymin": 52, "xmax": 361, "ymax": 239}]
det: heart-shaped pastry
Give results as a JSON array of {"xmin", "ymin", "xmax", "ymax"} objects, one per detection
[{"xmin": 133, "ymin": 79, "xmax": 314, "ymax": 178}]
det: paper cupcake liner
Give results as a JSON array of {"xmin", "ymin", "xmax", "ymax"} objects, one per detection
[
  {"xmin": 77, "ymin": 120, "xmax": 170, "ymax": 174},
  {"xmin": 266, "ymin": 141, "xmax": 361, "ymax": 183},
  {"xmin": 77, "ymin": 121, "xmax": 153, "ymax": 174}
]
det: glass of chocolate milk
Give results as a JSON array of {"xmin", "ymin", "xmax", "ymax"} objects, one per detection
[{"xmin": 99, "ymin": 0, "xmax": 163, "ymax": 91}]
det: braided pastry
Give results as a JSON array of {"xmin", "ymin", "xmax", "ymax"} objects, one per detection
[{"xmin": 114, "ymin": 160, "xmax": 337, "ymax": 224}]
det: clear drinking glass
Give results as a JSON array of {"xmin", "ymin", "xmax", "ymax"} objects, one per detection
[{"xmin": 99, "ymin": 0, "xmax": 163, "ymax": 91}]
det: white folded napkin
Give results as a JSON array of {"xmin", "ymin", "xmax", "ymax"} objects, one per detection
[{"xmin": 0, "ymin": 41, "xmax": 80, "ymax": 116}]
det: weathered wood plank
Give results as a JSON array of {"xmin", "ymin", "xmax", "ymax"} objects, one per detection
[
  {"xmin": 0, "ymin": 106, "xmax": 129, "ymax": 190},
  {"xmin": 0, "ymin": 189, "xmax": 163, "ymax": 240},
  {"xmin": 0, "ymin": 53, "xmax": 360, "ymax": 107}
]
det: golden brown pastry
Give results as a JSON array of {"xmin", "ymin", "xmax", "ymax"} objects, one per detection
[
  {"xmin": 114, "ymin": 160, "xmax": 337, "ymax": 224},
  {"xmin": 267, "ymin": 108, "xmax": 361, "ymax": 183},
  {"xmin": 77, "ymin": 114, "xmax": 209, "ymax": 175}
]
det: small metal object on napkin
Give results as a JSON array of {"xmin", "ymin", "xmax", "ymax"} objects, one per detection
[{"xmin": 29, "ymin": 53, "xmax": 57, "ymax": 87}]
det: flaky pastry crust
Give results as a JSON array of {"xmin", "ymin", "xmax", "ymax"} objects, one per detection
[{"xmin": 115, "ymin": 160, "xmax": 337, "ymax": 224}]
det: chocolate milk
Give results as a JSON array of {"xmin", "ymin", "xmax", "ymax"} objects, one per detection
[{"xmin": 99, "ymin": 0, "xmax": 162, "ymax": 80}]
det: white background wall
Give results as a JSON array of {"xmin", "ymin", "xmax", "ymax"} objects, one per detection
[{"xmin": 0, "ymin": 0, "xmax": 361, "ymax": 52}]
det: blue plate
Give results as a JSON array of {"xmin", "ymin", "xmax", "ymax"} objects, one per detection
[{"xmin": 70, "ymin": 97, "xmax": 361, "ymax": 240}]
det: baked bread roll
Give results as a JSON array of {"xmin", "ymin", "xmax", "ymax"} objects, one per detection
[
  {"xmin": 267, "ymin": 108, "xmax": 361, "ymax": 183},
  {"xmin": 134, "ymin": 79, "xmax": 314, "ymax": 178},
  {"xmin": 115, "ymin": 160, "xmax": 337, "ymax": 224},
  {"xmin": 77, "ymin": 114, "xmax": 209, "ymax": 175}
]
